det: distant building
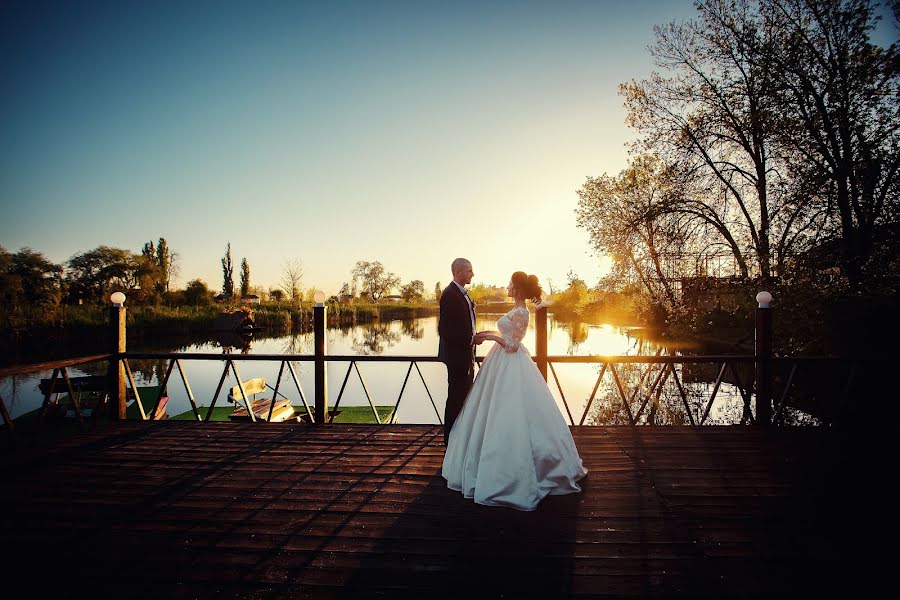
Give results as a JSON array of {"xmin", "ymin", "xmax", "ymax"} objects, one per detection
[
  {"xmin": 242, "ymin": 294, "xmax": 261, "ymax": 305},
  {"xmin": 383, "ymin": 294, "xmax": 403, "ymax": 302},
  {"xmin": 214, "ymin": 293, "xmax": 234, "ymax": 303}
]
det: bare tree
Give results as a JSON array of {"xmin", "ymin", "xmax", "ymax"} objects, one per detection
[
  {"xmin": 760, "ymin": 0, "xmax": 899, "ymax": 288},
  {"xmin": 280, "ymin": 259, "xmax": 304, "ymax": 306},
  {"xmin": 577, "ymin": 155, "xmax": 685, "ymax": 308},
  {"xmin": 620, "ymin": 0, "xmax": 795, "ymax": 283}
]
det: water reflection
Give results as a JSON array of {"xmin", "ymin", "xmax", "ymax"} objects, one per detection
[
  {"xmin": 350, "ymin": 322, "xmax": 402, "ymax": 355},
  {"xmin": 0, "ymin": 314, "xmax": 824, "ymax": 426}
]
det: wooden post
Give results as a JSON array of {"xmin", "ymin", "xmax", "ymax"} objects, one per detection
[
  {"xmin": 755, "ymin": 291, "xmax": 773, "ymax": 426},
  {"xmin": 314, "ymin": 301, "xmax": 328, "ymax": 425},
  {"xmin": 108, "ymin": 299, "xmax": 127, "ymax": 420},
  {"xmin": 536, "ymin": 305, "xmax": 548, "ymax": 381}
]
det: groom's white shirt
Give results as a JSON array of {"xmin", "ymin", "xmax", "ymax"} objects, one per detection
[{"xmin": 453, "ymin": 280, "xmax": 476, "ymax": 345}]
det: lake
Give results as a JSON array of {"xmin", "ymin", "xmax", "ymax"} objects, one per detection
[{"xmin": 1, "ymin": 312, "xmax": 813, "ymax": 425}]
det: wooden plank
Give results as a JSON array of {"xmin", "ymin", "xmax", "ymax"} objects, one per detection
[{"xmin": 0, "ymin": 424, "xmax": 854, "ymax": 599}]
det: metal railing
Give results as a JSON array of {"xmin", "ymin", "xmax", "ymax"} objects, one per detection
[{"xmin": 0, "ymin": 295, "xmax": 865, "ymax": 433}]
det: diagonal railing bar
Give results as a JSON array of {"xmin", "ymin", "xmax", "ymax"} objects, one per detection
[
  {"xmin": 122, "ymin": 359, "xmax": 146, "ymax": 421},
  {"xmin": 668, "ymin": 361, "xmax": 695, "ymax": 425},
  {"xmin": 608, "ymin": 363, "xmax": 635, "ymax": 424},
  {"xmin": 391, "ymin": 362, "xmax": 415, "ymax": 426},
  {"xmin": 205, "ymin": 361, "xmax": 231, "ymax": 421},
  {"xmin": 415, "ymin": 362, "xmax": 442, "ymax": 424},
  {"xmin": 229, "ymin": 360, "xmax": 256, "ymax": 422},
  {"xmin": 548, "ymin": 362, "xmax": 575, "ymax": 426},
  {"xmin": 629, "ymin": 355, "xmax": 664, "ymax": 406},
  {"xmin": 633, "ymin": 362, "xmax": 670, "ymax": 424},
  {"xmin": 267, "ymin": 361, "xmax": 286, "ymax": 423},
  {"xmin": 701, "ymin": 362, "xmax": 728, "ymax": 425},
  {"xmin": 774, "ymin": 362, "xmax": 798, "ymax": 425},
  {"xmin": 175, "ymin": 359, "xmax": 201, "ymax": 421},
  {"xmin": 60, "ymin": 367, "xmax": 85, "ymax": 427},
  {"xmin": 150, "ymin": 359, "xmax": 176, "ymax": 421},
  {"xmin": 728, "ymin": 362, "xmax": 755, "ymax": 425},
  {"xmin": 39, "ymin": 368, "xmax": 60, "ymax": 424},
  {"xmin": 0, "ymin": 391, "xmax": 12, "ymax": 433},
  {"xmin": 284, "ymin": 361, "xmax": 312, "ymax": 423},
  {"xmin": 331, "ymin": 361, "xmax": 356, "ymax": 423},
  {"xmin": 354, "ymin": 362, "xmax": 381, "ymax": 425},
  {"xmin": 578, "ymin": 363, "xmax": 607, "ymax": 426},
  {"xmin": 645, "ymin": 363, "xmax": 673, "ymax": 426}
]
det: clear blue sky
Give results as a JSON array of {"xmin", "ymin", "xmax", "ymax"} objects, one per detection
[{"xmin": 1, "ymin": 1, "xmax": 894, "ymax": 295}]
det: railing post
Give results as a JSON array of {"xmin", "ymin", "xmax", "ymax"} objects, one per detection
[
  {"xmin": 536, "ymin": 305, "xmax": 548, "ymax": 381},
  {"xmin": 314, "ymin": 295, "xmax": 328, "ymax": 425},
  {"xmin": 108, "ymin": 292, "xmax": 127, "ymax": 420},
  {"xmin": 755, "ymin": 291, "xmax": 773, "ymax": 426}
]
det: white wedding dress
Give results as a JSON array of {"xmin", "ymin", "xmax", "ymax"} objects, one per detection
[{"xmin": 442, "ymin": 306, "xmax": 588, "ymax": 511}]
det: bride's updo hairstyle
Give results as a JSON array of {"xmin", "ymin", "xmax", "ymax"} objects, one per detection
[{"xmin": 511, "ymin": 271, "xmax": 543, "ymax": 303}]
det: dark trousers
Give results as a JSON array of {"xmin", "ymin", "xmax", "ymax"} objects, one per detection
[{"xmin": 444, "ymin": 360, "xmax": 474, "ymax": 444}]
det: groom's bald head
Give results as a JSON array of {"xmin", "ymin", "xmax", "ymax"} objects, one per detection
[{"xmin": 451, "ymin": 258, "xmax": 473, "ymax": 285}]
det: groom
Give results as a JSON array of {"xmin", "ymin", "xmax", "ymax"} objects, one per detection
[{"xmin": 438, "ymin": 258, "xmax": 476, "ymax": 445}]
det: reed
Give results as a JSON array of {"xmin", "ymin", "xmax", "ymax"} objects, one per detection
[{"xmin": 1, "ymin": 301, "xmax": 440, "ymax": 337}]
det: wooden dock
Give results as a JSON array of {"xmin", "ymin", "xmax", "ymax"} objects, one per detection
[{"xmin": 0, "ymin": 424, "xmax": 862, "ymax": 598}]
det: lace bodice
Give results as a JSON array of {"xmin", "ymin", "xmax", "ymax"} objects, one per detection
[{"xmin": 497, "ymin": 306, "xmax": 529, "ymax": 352}]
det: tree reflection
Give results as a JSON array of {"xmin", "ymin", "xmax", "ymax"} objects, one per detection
[
  {"xmin": 583, "ymin": 360, "xmax": 753, "ymax": 426},
  {"xmin": 351, "ymin": 323, "xmax": 401, "ymax": 355},
  {"xmin": 400, "ymin": 318, "xmax": 424, "ymax": 340}
]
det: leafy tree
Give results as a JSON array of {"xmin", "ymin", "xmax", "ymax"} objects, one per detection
[
  {"xmin": 399, "ymin": 279, "xmax": 425, "ymax": 302},
  {"xmin": 240, "ymin": 258, "xmax": 250, "ymax": 297},
  {"xmin": 184, "ymin": 279, "xmax": 213, "ymax": 306},
  {"xmin": 0, "ymin": 247, "xmax": 63, "ymax": 316},
  {"xmin": 434, "ymin": 281, "xmax": 442, "ymax": 301},
  {"xmin": 246, "ymin": 285, "xmax": 267, "ymax": 301},
  {"xmin": 67, "ymin": 246, "xmax": 143, "ymax": 303},
  {"xmin": 352, "ymin": 260, "xmax": 400, "ymax": 302},
  {"xmin": 552, "ymin": 270, "xmax": 592, "ymax": 315},
  {"xmin": 577, "ymin": 155, "xmax": 694, "ymax": 309},
  {"xmin": 156, "ymin": 238, "xmax": 175, "ymax": 292},
  {"xmin": 221, "ymin": 243, "xmax": 234, "ymax": 297},
  {"xmin": 269, "ymin": 288, "xmax": 285, "ymax": 302},
  {"xmin": 467, "ymin": 283, "xmax": 507, "ymax": 304}
]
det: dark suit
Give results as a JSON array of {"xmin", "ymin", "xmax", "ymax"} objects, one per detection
[{"xmin": 438, "ymin": 282, "xmax": 475, "ymax": 444}]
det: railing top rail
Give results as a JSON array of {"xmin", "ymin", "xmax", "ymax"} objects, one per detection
[
  {"xmin": 123, "ymin": 352, "xmax": 316, "ymax": 362},
  {"xmin": 2, "ymin": 353, "xmax": 870, "ymax": 372},
  {"xmin": 0, "ymin": 354, "xmax": 113, "ymax": 378},
  {"xmin": 121, "ymin": 352, "xmax": 764, "ymax": 363}
]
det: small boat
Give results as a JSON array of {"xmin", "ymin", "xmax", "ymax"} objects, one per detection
[{"xmin": 226, "ymin": 377, "xmax": 298, "ymax": 422}]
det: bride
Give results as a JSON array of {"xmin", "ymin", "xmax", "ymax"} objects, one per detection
[{"xmin": 442, "ymin": 271, "xmax": 588, "ymax": 511}]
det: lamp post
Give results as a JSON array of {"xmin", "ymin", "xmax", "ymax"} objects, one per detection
[
  {"xmin": 755, "ymin": 291, "xmax": 773, "ymax": 426},
  {"xmin": 109, "ymin": 292, "xmax": 127, "ymax": 420},
  {"xmin": 313, "ymin": 291, "xmax": 328, "ymax": 425}
]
